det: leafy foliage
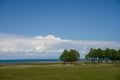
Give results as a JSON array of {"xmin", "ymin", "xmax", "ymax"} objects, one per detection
[
  {"xmin": 86, "ymin": 48, "xmax": 120, "ymax": 64},
  {"xmin": 59, "ymin": 49, "xmax": 80, "ymax": 63}
]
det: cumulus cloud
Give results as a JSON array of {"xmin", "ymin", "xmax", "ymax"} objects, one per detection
[
  {"xmin": 0, "ymin": 33, "xmax": 120, "ymax": 59},
  {"xmin": 0, "ymin": 34, "xmax": 63, "ymax": 53},
  {"xmin": 35, "ymin": 35, "xmax": 62, "ymax": 41}
]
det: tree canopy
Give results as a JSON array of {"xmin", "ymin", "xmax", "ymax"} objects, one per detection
[
  {"xmin": 85, "ymin": 48, "xmax": 120, "ymax": 64},
  {"xmin": 59, "ymin": 49, "xmax": 80, "ymax": 63}
]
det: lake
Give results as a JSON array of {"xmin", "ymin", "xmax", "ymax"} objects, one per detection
[{"xmin": 0, "ymin": 59, "xmax": 61, "ymax": 64}]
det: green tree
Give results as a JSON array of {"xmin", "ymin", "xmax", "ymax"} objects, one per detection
[
  {"xmin": 117, "ymin": 50, "xmax": 120, "ymax": 63},
  {"xmin": 115, "ymin": 50, "xmax": 120, "ymax": 63},
  {"xmin": 86, "ymin": 48, "xmax": 119, "ymax": 64},
  {"xmin": 104, "ymin": 48, "xmax": 111, "ymax": 63},
  {"xmin": 59, "ymin": 49, "xmax": 80, "ymax": 64},
  {"xmin": 68, "ymin": 49, "xmax": 80, "ymax": 63},
  {"xmin": 110, "ymin": 49, "xmax": 117, "ymax": 64},
  {"xmin": 86, "ymin": 48, "xmax": 96, "ymax": 64},
  {"xmin": 59, "ymin": 49, "xmax": 69, "ymax": 64},
  {"xmin": 96, "ymin": 48, "xmax": 103, "ymax": 64}
]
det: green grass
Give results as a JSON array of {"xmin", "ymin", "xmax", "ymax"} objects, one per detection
[{"xmin": 0, "ymin": 63, "xmax": 120, "ymax": 80}]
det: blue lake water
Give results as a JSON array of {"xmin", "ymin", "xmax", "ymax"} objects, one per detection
[
  {"xmin": 0, "ymin": 59, "xmax": 86, "ymax": 64},
  {"xmin": 0, "ymin": 59, "xmax": 61, "ymax": 64}
]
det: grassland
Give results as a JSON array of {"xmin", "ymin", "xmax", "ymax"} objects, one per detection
[{"xmin": 0, "ymin": 63, "xmax": 120, "ymax": 80}]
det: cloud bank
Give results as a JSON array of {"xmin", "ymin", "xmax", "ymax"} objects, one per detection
[{"xmin": 0, "ymin": 33, "xmax": 120, "ymax": 59}]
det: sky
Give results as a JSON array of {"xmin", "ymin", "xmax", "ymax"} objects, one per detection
[{"xmin": 0, "ymin": 0, "xmax": 120, "ymax": 59}]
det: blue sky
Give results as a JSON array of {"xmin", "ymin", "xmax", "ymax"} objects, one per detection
[
  {"xmin": 0, "ymin": 0, "xmax": 120, "ymax": 59},
  {"xmin": 0, "ymin": 0, "xmax": 120, "ymax": 41}
]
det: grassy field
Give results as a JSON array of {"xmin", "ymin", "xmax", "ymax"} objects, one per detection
[{"xmin": 0, "ymin": 63, "xmax": 120, "ymax": 80}]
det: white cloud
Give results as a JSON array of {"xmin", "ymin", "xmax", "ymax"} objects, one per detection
[
  {"xmin": 35, "ymin": 35, "xmax": 62, "ymax": 41},
  {"xmin": 0, "ymin": 33, "xmax": 120, "ymax": 59}
]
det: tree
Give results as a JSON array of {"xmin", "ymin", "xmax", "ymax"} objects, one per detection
[
  {"xmin": 96, "ymin": 48, "xmax": 103, "ymax": 63},
  {"xmin": 59, "ymin": 49, "xmax": 69, "ymax": 64},
  {"xmin": 115, "ymin": 50, "xmax": 120, "ymax": 63},
  {"xmin": 110, "ymin": 49, "xmax": 117, "ymax": 64},
  {"xmin": 68, "ymin": 49, "xmax": 80, "ymax": 63},
  {"xmin": 104, "ymin": 48, "xmax": 111, "ymax": 63},
  {"xmin": 86, "ymin": 48, "xmax": 120, "ymax": 64},
  {"xmin": 86, "ymin": 48, "xmax": 97, "ymax": 64},
  {"xmin": 117, "ymin": 50, "xmax": 120, "ymax": 63},
  {"xmin": 59, "ymin": 49, "xmax": 80, "ymax": 64}
]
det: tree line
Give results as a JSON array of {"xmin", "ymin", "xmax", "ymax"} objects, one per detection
[
  {"xmin": 59, "ymin": 48, "xmax": 120, "ymax": 64},
  {"xmin": 85, "ymin": 48, "xmax": 120, "ymax": 64}
]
